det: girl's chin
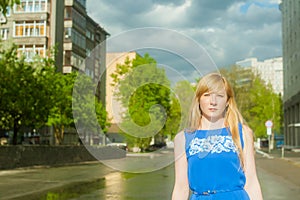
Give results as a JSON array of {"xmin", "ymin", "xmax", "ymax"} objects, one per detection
[{"xmin": 203, "ymin": 114, "xmax": 224, "ymax": 121}]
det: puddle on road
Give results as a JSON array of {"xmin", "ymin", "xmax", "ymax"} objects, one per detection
[
  {"xmin": 36, "ymin": 172, "xmax": 138, "ymax": 200},
  {"xmin": 38, "ymin": 177, "xmax": 106, "ymax": 200},
  {"xmin": 25, "ymin": 165, "xmax": 173, "ymax": 200}
]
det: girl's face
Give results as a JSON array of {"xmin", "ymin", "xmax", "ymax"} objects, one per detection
[{"xmin": 199, "ymin": 88, "xmax": 228, "ymax": 121}]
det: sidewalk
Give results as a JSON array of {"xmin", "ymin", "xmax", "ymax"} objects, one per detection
[
  {"xmin": 255, "ymin": 148, "xmax": 300, "ymax": 189},
  {"xmin": 256, "ymin": 148, "xmax": 300, "ymax": 167}
]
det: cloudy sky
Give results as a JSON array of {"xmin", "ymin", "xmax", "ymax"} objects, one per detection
[{"xmin": 87, "ymin": 0, "xmax": 282, "ymax": 82}]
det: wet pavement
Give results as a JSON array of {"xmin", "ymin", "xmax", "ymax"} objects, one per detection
[
  {"xmin": 0, "ymin": 162, "xmax": 115, "ymax": 200},
  {"xmin": 256, "ymin": 152, "xmax": 300, "ymax": 200},
  {"xmin": 0, "ymin": 148, "xmax": 299, "ymax": 200}
]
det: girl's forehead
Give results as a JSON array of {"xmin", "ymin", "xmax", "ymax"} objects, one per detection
[
  {"xmin": 206, "ymin": 87, "xmax": 226, "ymax": 93},
  {"xmin": 204, "ymin": 80, "xmax": 225, "ymax": 90}
]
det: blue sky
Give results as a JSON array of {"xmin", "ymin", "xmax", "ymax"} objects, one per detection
[
  {"xmin": 240, "ymin": 1, "xmax": 279, "ymax": 13},
  {"xmin": 87, "ymin": 0, "xmax": 282, "ymax": 82}
]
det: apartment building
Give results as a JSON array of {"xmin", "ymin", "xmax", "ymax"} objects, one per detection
[
  {"xmin": 0, "ymin": 0, "xmax": 64, "ymax": 68},
  {"xmin": 280, "ymin": 0, "xmax": 300, "ymax": 147},
  {"xmin": 63, "ymin": 0, "xmax": 109, "ymax": 103},
  {"xmin": 236, "ymin": 57, "xmax": 283, "ymax": 95}
]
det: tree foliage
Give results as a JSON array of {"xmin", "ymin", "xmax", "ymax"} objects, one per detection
[
  {"xmin": 72, "ymin": 73, "xmax": 110, "ymax": 145},
  {"xmin": 246, "ymin": 77, "xmax": 283, "ymax": 138},
  {"xmin": 0, "ymin": 45, "xmax": 110, "ymax": 145},
  {"xmin": 165, "ymin": 80, "xmax": 194, "ymax": 139},
  {"xmin": 47, "ymin": 72, "xmax": 110, "ymax": 145},
  {"xmin": 111, "ymin": 54, "xmax": 171, "ymax": 151},
  {"xmin": 0, "ymin": 45, "xmax": 56, "ymax": 144},
  {"xmin": 46, "ymin": 72, "xmax": 76, "ymax": 144},
  {"xmin": 220, "ymin": 66, "xmax": 283, "ymax": 138},
  {"xmin": 0, "ymin": 0, "xmax": 19, "ymax": 17}
]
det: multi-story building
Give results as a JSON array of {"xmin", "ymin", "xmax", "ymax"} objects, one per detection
[
  {"xmin": 236, "ymin": 57, "xmax": 283, "ymax": 95},
  {"xmin": 0, "ymin": 0, "xmax": 65, "ymax": 68},
  {"xmin": 63, "ymin": 0, "xmax": 109, "ymax": 103},
  {"xmin": 280, "ymin": 0, "xmax": 300, "ymax": 147}
]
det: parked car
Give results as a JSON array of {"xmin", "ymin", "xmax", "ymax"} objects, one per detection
[{"xmin": 106, "ymin": 142, "xmax": 127, "ymax": 151}]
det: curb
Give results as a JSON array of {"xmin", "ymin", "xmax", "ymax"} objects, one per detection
[
  {"xmin": 256, "ymin": 149, "xmax": 300, "ymax": 167},
  {"xmin": 256, "ymin": 149, "xmax": 274, "ymax": 159}
]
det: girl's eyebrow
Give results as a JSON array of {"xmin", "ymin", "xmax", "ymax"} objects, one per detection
[{"xmin": 210, "ymin": 90, "xmax": 225, "ymax": 94}]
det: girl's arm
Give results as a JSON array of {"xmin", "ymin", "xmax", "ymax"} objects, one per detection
[
  {"xmin": 172, "ymin": 131, "xmax": 190, "ymax": 200},
  {"xmin": 243, "ymin": 125, "xmax": 263, "ymax": 200}
]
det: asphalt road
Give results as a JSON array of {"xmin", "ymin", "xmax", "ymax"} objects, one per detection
[{"xmin": 0, "ymin": 150, "xmax": 299, "ymax": 200}]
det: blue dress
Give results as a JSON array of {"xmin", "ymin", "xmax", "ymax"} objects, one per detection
[{"xmin": 185, "ymin": 125, "xmax": 250, "ymax": 200}]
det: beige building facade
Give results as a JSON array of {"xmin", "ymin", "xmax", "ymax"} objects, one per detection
[{"xmin": 106, "ymin": 52, "xmax": 137, "ymax": 126}]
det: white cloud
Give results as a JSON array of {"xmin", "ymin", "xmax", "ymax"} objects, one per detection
[{"xmin": 87, "ymin": 0, "xmax": 282, "ymax": 71}]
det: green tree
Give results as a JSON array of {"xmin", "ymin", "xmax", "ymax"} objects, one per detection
[
  {"xmin": 220, "ymin": 65, "xmax": 255, "ymax": 115},
  {"xmin": 47, "ymin": 72, "xmax": 76, "ymax": 145},
  {"xmin": 48, "ymin": 72, "xmax": 110, "ymax": 145},
  {"xmin": 0, "ymin": 0, "xmax": 19, "ymax": 17},
  {"xmin": 111, "ymin": 54, "xmax": 171, "ymax": 151},
  {"xmin": 220, "ymin": 66, "xmax": 283, "ymax": 138},
  {"xmin": 165, "ymin": 95, "xmax": 181, "ymax": 140},
  {"xmin": 165, "ymin": 80, "xmax": 194, "ymax": 139},
  {"xmin": 0, "ymin": 45, "xmax": 56, "ymax": 144},
  {"xmin": 246, "ymin": 77, "xmax": 282, "ymax": 138},
  {"xmin": 72, "ymin": 73, "xmax": 110, "ymax": 145},
  {"xmin": 0, "ymin": 44, "xmax": 110, "ymax": 145}
]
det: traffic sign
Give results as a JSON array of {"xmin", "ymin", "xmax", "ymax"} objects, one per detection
[
  {"xmin": 267, "ymin": 127, "xmax": 272, "ymax": 136},
  {"xmin": 265, "ymin": 120, "xmax": 273, "ymax": 128}
]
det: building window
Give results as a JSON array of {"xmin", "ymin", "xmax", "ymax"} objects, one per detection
[
  {"xmin": 14, "ymin": 20, "xmax": 46, "ymax": 37},
  {"xmin": 86, "ymin": 30, "xmax": 91, "ymax": 38},
  {"xmin": 0, "ymin": 28, "xmax": 9, "ymax": 40},
  {"xmin": 14, "ymin": 0, "xmax": 47, "ymax": 13},
  {"xmin": 18, "ymin": 44, "xmax": 46, "ymax": 61},
  {"xmin": 85, "ymin": 68, "xmax": 94, "ymax": 79},
  {"xmin": 64, "ymin": 50, "xmax": 71, "ymax": 65},
  {"xmin": 6, "ymin": 6, "xmax": 11, "ymax": 16},
  {"xmin": 65, "ymin": 7, "xmax": 72, "ymax": 19},
  {"xmin": 85, "ymin": 30, "xmax": 95, "ymax": 41},
  {"xmin": 64, "ymin": 27, "xmax": 72, "ymax": 39},
  {"xmin": 72, "ymin": 8, "xmax": 86, "ymax": 29},
  {"xmin": 72, "ymin": 29, "xmax": 86, "ymax": 49},
  {"xmin": 95, "ymin": 34, "xmax": 100, "ymax": 41},
  {"xmin": 71, "ymin": 52, "xmax": 84, "ymax": 70},
  {"xmin": 86, "ymin": 49, "xmax": 91, "ymax": 57}
]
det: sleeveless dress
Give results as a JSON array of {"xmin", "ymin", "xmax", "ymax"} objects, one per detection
[{"xmin": 184, "ymin": 124, "xmax": 250, "ymax": 200}]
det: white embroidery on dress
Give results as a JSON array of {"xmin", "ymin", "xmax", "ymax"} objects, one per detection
[{"xmin": 189, "ymin": 135, "xmax": 237, "ymax": 156}]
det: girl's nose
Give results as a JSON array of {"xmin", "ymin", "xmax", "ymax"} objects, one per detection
[{"xmin": 210, "ymin": 94, "xmax": 217, "ymax": 105}]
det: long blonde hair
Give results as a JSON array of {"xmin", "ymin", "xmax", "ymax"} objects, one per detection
[{"xmin": 188, "ymin": 73, "xmax": 245, "ymax": 168}]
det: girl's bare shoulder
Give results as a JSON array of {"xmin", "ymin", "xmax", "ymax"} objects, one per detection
[
  {"xmin": 242, "ymin": 124, "xmax": 254, "ymax": 142},
  {"xmin": 174, "ymin": 130, "xmax": 186, "ymax": 146}
]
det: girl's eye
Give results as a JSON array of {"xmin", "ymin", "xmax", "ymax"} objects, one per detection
[
  {"xmin": 217, "ymin": 95, "xmax": 224, "ymax": 97},
  {"xmin": 203, "ymin": 93, "xmax": 210, "ymax": 96}
]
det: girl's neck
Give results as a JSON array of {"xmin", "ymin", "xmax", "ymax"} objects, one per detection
[{"xmin": 200, "ymin": 116, "xmax": 225, "ymax": 130}]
